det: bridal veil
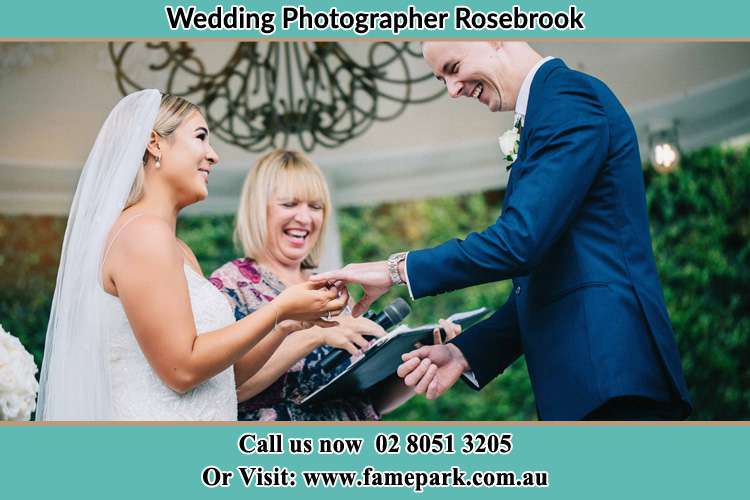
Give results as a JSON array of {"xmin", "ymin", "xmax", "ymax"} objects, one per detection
[{"xmin": 36, "ymin": 89, "xmax": 161, "ymax": 420}]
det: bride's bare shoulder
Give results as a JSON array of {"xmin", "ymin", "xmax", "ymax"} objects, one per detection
[
  {"xmin": 104, "ymin": 213, "xmax": 180, "ymax": 270},
  {"xmin": 112, "ymin": 210, "xmax": 171, "ymax": 241}
]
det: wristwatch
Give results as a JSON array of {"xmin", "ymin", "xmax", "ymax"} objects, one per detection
[{"xmin": 387, "ymin": 251, "xmax": 408, "ymax": 286}]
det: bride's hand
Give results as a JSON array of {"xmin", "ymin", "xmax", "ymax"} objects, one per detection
[{"xmin": 274, "ymin": 281, "xmax": 349, "ymax": 322}]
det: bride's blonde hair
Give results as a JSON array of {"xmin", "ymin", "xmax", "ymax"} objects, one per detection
[{"xmin": 124, "ymin": 93, "xmax": 200, "ymax": 208}]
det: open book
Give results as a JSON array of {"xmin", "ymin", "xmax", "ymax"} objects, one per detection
[{"xmin": 301, "ymin": 307, "xmax": 491, "ymax": 405}]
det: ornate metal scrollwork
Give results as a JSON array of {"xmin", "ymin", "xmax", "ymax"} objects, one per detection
[{"xmin": 109, "ymin": 42, "xmax": 444, "ymax": 152}]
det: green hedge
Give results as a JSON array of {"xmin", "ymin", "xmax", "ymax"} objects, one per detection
[
  {"xmin": 0, "ymin": 216, "xmax": 65, "ymax": 370},
  {"xmin": 645, "ymin": 146, "xmax": 750, "ymax": 419},
  {"xmin": 1, "ymin": 145, "xmax": 747, "ymax": 420}
]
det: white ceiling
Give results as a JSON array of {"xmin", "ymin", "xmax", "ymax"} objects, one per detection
[{"xmin": 1, "ymin": 41, "xmax": 750, "ymax": 215}]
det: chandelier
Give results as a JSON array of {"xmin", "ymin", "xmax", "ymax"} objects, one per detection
[{"xmin": 109, "ymin": 42, "xmax": 444, "ymax": 152}]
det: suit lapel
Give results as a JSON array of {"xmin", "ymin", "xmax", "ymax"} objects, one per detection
[
  {"xmin": 516, "ymin": 121, "xmax": 529, "ymax": 163},
  {"xmin": 523, "ymin": 58, "xmax": 566, "ymax": 135},
  {"xmin": 504, "ymin": 59, "xmax": 566, "ymax": 199},
  {"xmin": 512, "ymin": 59, "xmax": 567, "ymax": 166}
]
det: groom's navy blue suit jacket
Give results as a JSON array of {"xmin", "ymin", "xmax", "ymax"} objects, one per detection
[{"xmin": 407, "ymin": 59, "xmax": 691, "ymax": 420}]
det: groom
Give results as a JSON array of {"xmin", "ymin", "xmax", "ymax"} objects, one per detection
[{"xmin": 314, "ymin": 42, "xmax": 691, "ymax": 420}]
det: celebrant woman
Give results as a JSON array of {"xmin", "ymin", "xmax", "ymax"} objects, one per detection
[{"xmin": 210, "ymin": 149, "xmax": 462, "ymax": 420}]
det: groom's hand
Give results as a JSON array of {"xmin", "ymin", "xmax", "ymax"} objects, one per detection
[
  {"xmin": 397, "ymin": 344, "xmax": 470, "ymax": 400},
  {"xmin": 311, "ymin": 261, "xmax": 393, "ymax": 317}
]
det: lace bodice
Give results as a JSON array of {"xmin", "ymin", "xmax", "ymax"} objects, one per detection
[{"xmin": 106, "ymin": 264, "xmax": 237, "ymax": 421}]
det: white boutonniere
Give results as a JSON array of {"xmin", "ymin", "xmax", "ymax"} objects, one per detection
[{"xmin": 499, "ymin": 116, "xmax": 523, "ymax": 164}]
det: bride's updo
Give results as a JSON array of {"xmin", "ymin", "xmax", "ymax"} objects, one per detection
[{"xmin": 125, "ymin": 93, "xmax": 200, "ymax": 208}]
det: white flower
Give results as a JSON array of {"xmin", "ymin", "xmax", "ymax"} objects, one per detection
[
  {"xmin": 0, "ymin": 323, "xmax": 39, "ymax": 421},
  {"xmin": 498, "ymin": 129, "xmax": 520, "ymax": 162},
  {"xmin": 499, "ymin": 118, "xmax": 522, "ymax": 163}
]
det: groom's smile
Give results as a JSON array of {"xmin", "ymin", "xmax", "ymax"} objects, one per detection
[
  {"xmin": 422, "ymin": 41, "xmax": 527, "ymax": 113},
  {"xmin": 471, "ymin": 82, "xmax": 483, "ymax": 99}
]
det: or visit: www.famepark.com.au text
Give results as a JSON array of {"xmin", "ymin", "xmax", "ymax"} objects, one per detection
[{"xmin": 235, "ymin": 465, "xmax": 550, "ymax": 492}]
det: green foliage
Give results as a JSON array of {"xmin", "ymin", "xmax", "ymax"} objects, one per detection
[
  {"xmin": 176, "ymin": 215, "xmax": 236, "ymax": 275},
  {"xmin": 0, "ymin": 216, "xmax": 65, "ymax": 369},
  {"xmin": 645, "ymin": 146, "xmax": 750, "ymax": 419},
  {"xmin": 1, "ymin": 145, "xmax": 748, "ymax": 420}
]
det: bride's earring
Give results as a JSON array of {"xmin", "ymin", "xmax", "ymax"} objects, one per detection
[{"xmin": 155, "ymin": 155, "xmax": 161, "ymax": 169}]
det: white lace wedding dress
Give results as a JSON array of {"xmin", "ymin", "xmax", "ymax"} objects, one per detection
[{"xmin": 104, "ymin": 263, "xmax": 238, "ymax": 421}]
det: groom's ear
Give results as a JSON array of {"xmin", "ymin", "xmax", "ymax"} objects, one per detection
[
  {"xmin": 145, "ymin": 130, "xmax": 161, "ymax": 159},
  {"xmin": 489, "ymin": 41, "xmax": 503, "ymax": 51}
]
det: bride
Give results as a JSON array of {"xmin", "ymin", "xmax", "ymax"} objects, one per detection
[{"xmin": 36, "ymin": 89, "xmax": 347, "ymax": 421}]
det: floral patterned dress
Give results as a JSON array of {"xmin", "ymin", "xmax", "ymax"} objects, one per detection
[{"xmin": 210, "ymin": 258, "xmax": 380, "ymax": 421}]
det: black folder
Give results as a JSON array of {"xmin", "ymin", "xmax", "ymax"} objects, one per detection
[{"xmin": 301, "ymin": 307, "xmax": 491, "ymax": 405}]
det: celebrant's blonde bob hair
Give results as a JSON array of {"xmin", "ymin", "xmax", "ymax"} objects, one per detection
[{"xmin": 235, "ymin": 149, "xmax": 332, "ymax": 269}]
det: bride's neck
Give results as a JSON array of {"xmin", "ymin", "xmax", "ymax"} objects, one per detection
[{"xmin": 127, "ymin": 194, "xmax": 179, "ymax": 231}]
